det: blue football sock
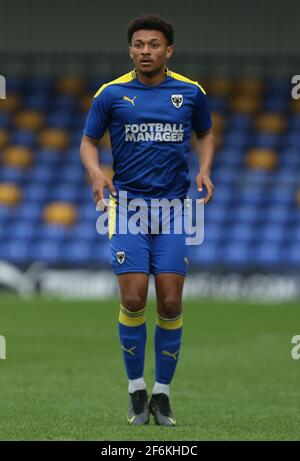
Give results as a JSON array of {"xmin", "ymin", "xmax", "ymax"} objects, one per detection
[
  {"xmin": 118, "ymin": 304, "xmax": 146, "ymax": 380},
  {"xmin": 155, "ymin": 313, "xmax": 183, "ymax": 385}
]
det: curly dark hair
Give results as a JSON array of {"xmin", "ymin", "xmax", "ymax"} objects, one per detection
[{"xmin": 127, "ymin": 14, "xmax": 174, "ymax": 46}]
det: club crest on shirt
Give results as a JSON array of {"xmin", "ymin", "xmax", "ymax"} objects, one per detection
[
  {"xmin": 171, "ymin": 94, "xmax": 183, "ymax": 108},
  {"xmin": 116, "ymin": 251, "xmax": 126, "ymax": 264}
]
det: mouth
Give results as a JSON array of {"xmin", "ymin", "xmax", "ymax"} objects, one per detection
[{"xmin": 140, "ymin": 60, "xmax": 153, "ymax": 65}]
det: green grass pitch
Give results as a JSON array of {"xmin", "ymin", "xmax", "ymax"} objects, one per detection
[{"xmin": 0, "ymin": 293, "xmax": 299, "ymax": 441}]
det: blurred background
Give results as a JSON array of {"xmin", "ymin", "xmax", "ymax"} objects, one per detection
[
  {"xmin": 0, "ymin": 0, "xmax": 299, "ymax": 300},
  {"xmin": 1, "ymin": 0, "xmax": 300, "ymax": 443}
]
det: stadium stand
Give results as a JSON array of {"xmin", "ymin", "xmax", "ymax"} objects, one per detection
[{"xmin": 0, "ymin": 75, "xmax": 299, "ymax": 271}]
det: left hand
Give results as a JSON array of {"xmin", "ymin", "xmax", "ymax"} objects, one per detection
[{"xmin": 195, "ymin": 171, "xmax": 215, "ymax": 204}]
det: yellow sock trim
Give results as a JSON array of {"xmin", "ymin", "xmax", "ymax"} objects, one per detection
[
  {"xmin": 119, "ymin": 304, "xmax": 146, "ymax": 327},
  {"xmin": 157, "ymin": 313, "xmax": 183, "ymax": 330}
]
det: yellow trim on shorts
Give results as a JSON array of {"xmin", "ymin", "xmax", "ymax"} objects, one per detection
[{"xmin": 108, "ymin": 196, "xmax": 117, "ymax": 240}]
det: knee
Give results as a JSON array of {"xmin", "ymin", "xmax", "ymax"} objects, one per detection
[
  {"xmin": 122, "ymin": 295, "xmax": 147, "ymax": 313},
  {"xmin": 157, "ymin": 298, "xmax": 181, "ymax": 319}
]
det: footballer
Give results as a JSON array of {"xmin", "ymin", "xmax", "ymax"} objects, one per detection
[{"xmin": 80, "ymin": 14, "xmax": 215, "ymax": 426}]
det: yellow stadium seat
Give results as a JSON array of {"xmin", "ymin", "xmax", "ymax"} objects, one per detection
[
  {"xmin": 0, "ymin": 129, "xmax": 9, "ymax": 148},
  {"xmin": 296, "ymin": 189, "xmax": 300, "ymax": 207},
  {"xmin": 3, "ymin": 146, "xmax": 33, "ymax": 168},
  {"xmin": 213, "ymin": 132, "xmax": 223, "ymax": 150},
  {"xmin": 57, "ymin": 76, "xmax": 85, "ymax": 96},
  {"xmin": 245, "ymin": 148, "xmax": 278, "ymax": 170},
  {"xmin": 81, "ymin": 93, "xmax": 94, "ymax": 112},
  {"xmin": 38, "ymin": 128, "xmax": 70, "ymax": 150},
  {"xmin": 255, "ymin": 113, "xmax": 286, "ymax": 133},
  {"xmin": 0, "ymin": 93, "xmax": 21, "ymax": 112},
  {"xmin": 43, "ymin": 202, "xmax": 77, "ymax": 226},
  {"xmin": 15, "ymin": 110, "xmax": 44, "ymax": 131},
  {"xmin": 235, "ymin": 78, "xmax": 264, "ymax": 95},
  {"xmin": 206, "ymin": 78, "xmax": 232, "ymax": 97},
  {"xmin": 290, "ymin": 99, "xmax": 300, "ymax": 113},
  {"xmin": 211, "ymin": 112, "xmax": 226, "ymax": 133},
  {"xmin": 0, "ymin": 183, "xmax": 22, "ymax": 206},
  {"xmin": 231, "ymin": 95, "xmax": 260, "ymax": 114}
]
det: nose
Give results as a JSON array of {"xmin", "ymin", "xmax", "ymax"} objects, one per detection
[{"xmin": 141, "ymin": 44, "xmax": 151, "ymax": 55}]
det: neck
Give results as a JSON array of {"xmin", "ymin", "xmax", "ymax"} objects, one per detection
[{"xmin": 135, "ymin": 67, "xmax": 167, "ymax": 86}]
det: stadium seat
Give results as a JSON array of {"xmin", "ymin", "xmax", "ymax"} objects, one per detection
[
  {"xmin": 0, "ymin": 74, "xmax": 297, "ymax": 271},
  {"xmin": 14, "ymin": 110, "xmax": 44, "ymax": 131},
  {"xmin": 0, "ymin": 128, "xmax": 9, "ymax": 148},
  {"xmin": 57, "ymin": 76, "xmax": 85, "ymax": 96},
  {"xmin": 206, "ymin": 78, "xmax": 232, "ymax": 97},
  {"xmin": 255, "ymin": 113, "xmax": 286, "ymax": 133},
  {"xmin": 245, "ymin": 148, "xmax": 278, "ymax": 170},
  {"xmin": 0, "ymin": 183, "xmax": 22, "ymax": 206},
  {"xmin": 3, "ymin": 146, "xmax": 33, "ymax": 168},
  {"xmin": 38, "ymin": 128, "xmax": 70, "ymax": 150},
  {"xmin": 43, "ymin": 202, "xmax": 77, "ymax": 226}
]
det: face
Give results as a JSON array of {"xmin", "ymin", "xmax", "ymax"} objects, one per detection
[{"xmin": 129, "ymin": 29, "xmax": 173, "ymax": 76}]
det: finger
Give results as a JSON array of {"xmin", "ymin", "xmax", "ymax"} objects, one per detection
[
  {"xmin": 107, "ymin": 180, "xmax": 116, "ymax": 196},
  {"xmin": 96, "ymin": 199, "xmax": 108, "ymax": 211},
  {"xmin": 204, "ymin": 184, "xmax": 214, "ymax": 204},
  {"xmin": 94, "ymin": 186, "xmax": 104, "ymax": 205},
  {"xmin": 196, "ymin": 176, "xmax": 203, "ymax": 192}
]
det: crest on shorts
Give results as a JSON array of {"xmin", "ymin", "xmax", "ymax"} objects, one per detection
[
  {"xmin": 171, "ymin": 94, "xmax": 183, "ymax": 108},
  {"xmin": 116, "ymin": 251, "xmax": 125, "ymax": 264}
]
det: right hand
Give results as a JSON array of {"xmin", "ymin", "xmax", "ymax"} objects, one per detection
[{"xmin": 92, "ymin": 173, "xmax": 116, "ymax": 210}]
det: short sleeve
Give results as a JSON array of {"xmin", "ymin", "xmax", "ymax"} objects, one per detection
[
  {"xmin": 83, "ymin": 87, "xmax": 111, "ymax": 140},
  {"xmin": 192, "ymin": 86, "xmax": 212, "ymax": 134}
]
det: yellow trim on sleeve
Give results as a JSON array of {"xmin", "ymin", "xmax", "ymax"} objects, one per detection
[
  {"xmin": 94, "ymin": 71, "xmax": 136, "ymax": 98},
  {"xmin": 168, "ymin": 70, "xmax": 206, "ymax": 94}
]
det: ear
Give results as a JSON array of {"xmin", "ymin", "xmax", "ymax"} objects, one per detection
[
  {"xmin": 166, "ymin": 46, "xmax": 173, "ymax": 60},
  {"xmin": 129, "ymin": 46, "xmax": 133, "ymax": 60}
]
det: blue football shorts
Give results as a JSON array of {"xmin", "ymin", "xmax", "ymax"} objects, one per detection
[{"xmin": 108, "ymin": 196, "xmax": 190, "ymax": 276}]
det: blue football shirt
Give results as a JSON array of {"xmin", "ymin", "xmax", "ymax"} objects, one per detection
[{"xmin": 83, "ymin": 68, "xmax": 212, "ymax": 199}]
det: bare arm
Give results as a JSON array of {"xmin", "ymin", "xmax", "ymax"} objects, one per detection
[
  {"xmin": 80, "ymin": 134, "xmax": 115, "ymax": 208},
  {"xmin": 194, "ymin": 128, "xmax": 215, "ymax": 204}
]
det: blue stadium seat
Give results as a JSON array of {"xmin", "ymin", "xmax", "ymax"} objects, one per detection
[
  {"xmin": 23, "ymin": 184, "xmax": 48, "ymax": 202},
  {"xmin": 262, "ymin": 97, "xmax": 288, "ymax": 112},
  {"xmin": 63, "ymin": 241, "xmax": 92, "ymax": 264},
  {"xmin": 225, "ymin": 223, "xmax": 254, "ymax": 243},
  {"xmin": 7, "ymin": 222, "xmax": 36, "ymax": 240},
  {"xmin": 0, "ymin": 167, "xmax": 24, "ymax": 183},
  {"xmin": 190, "ymin": 242, "xmax": 220, "ymax": 265},
  {"xmin": 207, "ymin": 96, "xmax": 227, "ymax": 112},
  {"xmin": 48, "ymin": 184, "xmax": 81, "ymax": 202},
  {"xmin": 250, "ymin": 242, "xmax": 281, "ymax": 266},
  {"xmin": 10, "ymin": 130, "xmax": 36, "ymax": 147},
  {"xmin": 223, "ymin": 131, "xmax": 248, "ymax": 149},
  {"xmin": 0, "ymin": 240, "xmax": 30, "ymax": 264},
  {"xmin": 203, "ymin": 222, "xmax": 223, "ymax": 243},
  {"xmin": 41, "ymin": 225, "xmax": 71, "ymax": 241},
  {"xmin": 259, "ymin": 223, "xmax": 286, "ymax": 243},
  {"xmin": 204, "ymin": 203, "xmax": 228, "ymax": 224},
  {"xmin": 249, "ymin": 133, "xmax": 278, "ymax": 149},
  {"xmin": 0, "ymin": 112, "xmax": 11, "ymax": 129},
  {"xmin": 47, "ymin": 112, "xmax": 72, "ymax": 129},
  {"xmin": 31, "ymin": 240, "xmax": 62, "ymax": 264},
  {"xmin": 228, "ymin": 114, "xmax": 252, "ymax": 130},
  {"xmin": 222, "ymin": 242, "xmax": 251, "ymax": 266},
  {"xmin": 16, "ymin": 202, "xmax": 42, "ymax": 221}
]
